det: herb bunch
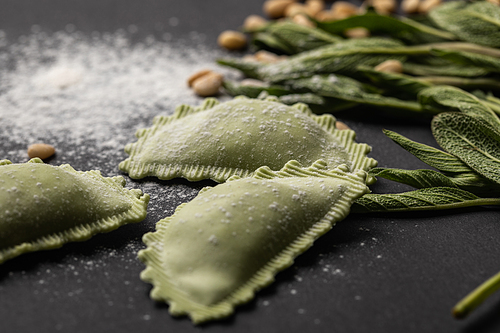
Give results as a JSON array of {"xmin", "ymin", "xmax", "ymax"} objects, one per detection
[{"xmin": 219, "ymin": 1, "xmax": 500, "ymax": 118}]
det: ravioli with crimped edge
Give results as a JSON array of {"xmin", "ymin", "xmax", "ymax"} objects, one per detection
[
  {"xmin": 119, "ymin": 96, "xmax": 377, "ymax": 183},
  {"xmin": 138, "ymin": 160, "xmax": 369, "ymax": 324},
  {"xmin": 0, "ymin": 158, "xmax": 149, "ymax": 263}
]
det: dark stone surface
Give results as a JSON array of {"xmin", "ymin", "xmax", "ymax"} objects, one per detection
[{"xmin": 0, "ymin": 1, "xmax": 500, "ymax": 332}]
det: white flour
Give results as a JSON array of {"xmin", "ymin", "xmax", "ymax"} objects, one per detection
[{"xmin": 0, "ymin": 27, "xmax": 236, "ymax": 173}]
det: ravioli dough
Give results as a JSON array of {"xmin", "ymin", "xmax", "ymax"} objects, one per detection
[
  {"xmin": 138, "ymin": 160, "xmax": 369, "ymax": 323},
  {"xmin": 0, "ymin": 158, "xmax": 150, "ymax": 263},
  {"xmin": 119, "ymin": 96, "xmax": 376, "ymax": 182}
]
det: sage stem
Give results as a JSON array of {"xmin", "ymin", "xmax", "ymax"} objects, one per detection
[{"xmin": 452, "ymin": 270, "xmax": 500, "ymax": 319}]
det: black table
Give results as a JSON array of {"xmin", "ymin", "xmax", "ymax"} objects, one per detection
[{"xmin": 1, "ymin": 1, "xmax": 499, "ymax": 332}]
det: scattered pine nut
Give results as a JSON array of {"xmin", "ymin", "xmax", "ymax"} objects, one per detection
[
  {"xmin": 263, "ymin": 0, "xmax": 297, "ymax": 19},
  {"xmin": 192, "ymin": 72, "xmax": 224, "ymax": 97},
  {"xmin": 217, "ymin": 30, "xmax": 247, "ymax": 51},
  {"xmin": 374, "ymin": 60, "xmax": 403, "ymax": 73},
  {"xmin": 292, "ymin": 13, "xmax": 316, "ymax": 28},
  {"xmin": 315, "ymin": 10, "xmax": 339, "ymax": 22},
  {"xmin": 335, "ymin": 121, "xmax": 351, "ymax": 131},
  {"xmin": 243, "ymin": 15, "xmax": 268, "ymax": 32},
  {"xmin": 284, "ymin": 3, "xmax": 309, "ymax": 17},
  {"xmin": 371, "ymin": 0, "xmax": 397, "ymax": 15},
  {"xmin": 27, "ymin": 143, "xmax": 56, "ymax": 159},
  {"xmin": 401, "ymin": 0, "xmax": 421, "ymax": 14},
  {"xmin": 305, "ymin": 0, "xmax": 325, "ymax": 17},
  {"xmin": 330, "ymin": 2, "xmax": 360, "ymax": 20},
  {"xmin": 254, "ymin": 50, "xmax": 282, "ymax": 63},
  {"xmin": 187, "ymin": 69, "xmax": 213, "ymax": 87},
  {"xmin": 344, "ymin": 27, "xmax": 370, "ymax": 39},
  {"xmin": 418, "ymin": 0, "xmax": 442, "ymax": 14}
]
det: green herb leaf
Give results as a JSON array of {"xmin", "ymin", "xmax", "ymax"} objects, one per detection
[
  {"xmin": 252, "ymin": 32, "xmax": 295, "ymax": 55},
  {"xmin": 402, "ymin": 62, "xmax": 489, "ymax": 77},
  {"xmin": 432, "ymin": 112, "xmax": 500, "ymax": 185},
  {"xmin": 428, "ymin": 1, "xmax": 500, "ymax": 47},
  {"xmin": 283, "ymin": 74, "xmax": 424, "ymax": 115},
  {"xmin": 383, "ymin": 129, "xmax": 473, "ymax": 174},
  {"xmin": 369, "ymin": 167, "xmax": 458, "ymax": 189},
  {"xmin": 253, "ymin": 21, "xmax": 340, "ymax": 54},
  {"xmin": 418, "ymin": 86, "xmax": 500, "ymax": 127},
  {"xmin": 432, "ymin": 48, "xmax": 500, "ymax": 73},
  {"xmin": 352, "ymin": 187, "xmax": 500, "ymax": 213},
  {"xmin": 316, "ymin": 12, "xmax": 456, "ymax": 44},
  {"xmin": 218, "ymin": 38, "xmax": 406, "ymax": 83},
  {"xmin": 358, "ymin": 66, "xmax": 432, "ymax": 97}
]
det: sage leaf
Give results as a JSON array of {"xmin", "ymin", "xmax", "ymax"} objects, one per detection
[
  {"xmin": 369, "ymin": 167, "xmax": 458, "ymax": 189},
  {"xmin": 383, "ymin": 129, "xmax": 473, "ymax": 174},
  {"xmin": 432, "ymin": 49, "xmax": 500, "ymax": 73},
  {"xmin": 428, "ymin": 1, "xmax": 500, "ymax": 47},
  {"xmin": 432, "ymin": 112, "xmax": 500, "ymax": 185},
  {"xmin": 352, "ymin": 187, "xmax": 500, "ymax": 213},
  {"xmin": 402, "ymin": 62, "xmax": 489, "ymax": 77},
  {"xmin": 358, "ymin": 66, "xmax": 432, "ymax": 97},
  {"xmin": 283, "ymin": 74, "xmax": 424, "ymax": 115},
  {"xmin": 252, "ymin": 32, "xmax": 295, "ymax": 55},
  {"xmin": 370, "ymin": 166, "xmax": 500, "ymax": 197},
  {"xmin": 316, "ymin": 12, "xmax": 456, "ymax": 44},
  {"xmin": 418, "ymin": 86, "xmax": 500, "ymax": 127},
  {"xmin": 218, "ymin": 38, "xmax": 406, "ymax": 83},
  {"xmin": 253, "ymin": 21, "xmax": 341, "ymax": 54}
]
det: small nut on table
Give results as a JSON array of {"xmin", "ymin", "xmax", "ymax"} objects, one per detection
[
  {"xmin": 374, "ymin": 60, "xmax": 403, "ymax": 73},
  {"xmin": 217, "ymin": 30, "xmax": 247, "ymax": 51},
  {"xmin": 187, "ymin": 69, "xmax": 213, "ymax": 87},
  {"xmin": 263, "ymin": 0, "xmax": 297, "ymax": 19},
  {"xmin": 27, "ymin": 143, "xmax": 56, "ymax": 159},
  {"xmin": 192, "ymin": 72, "xmax": 224, "ymax": 97},
  {"xmin": 335, "ymin": 121, "xmax": 351, "ymax": 131},
  {"xmin": 243, "ymin": 15, "xmax": 268, "ymax": 32}
]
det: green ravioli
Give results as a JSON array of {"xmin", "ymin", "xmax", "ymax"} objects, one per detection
[
  {"xmin": 138, "ymin": 160, "xmax": 369, "ymax": 324},
  {"xmin": 119, "ymin": 96, "xmax": 377, "ymax": 183},
  {"xmin": 0, "ymin": 158, "xmax": 150, "ymax": 263}
]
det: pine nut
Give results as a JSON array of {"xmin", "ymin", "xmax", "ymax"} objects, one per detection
[
  {"xmin": 192, "ymin": 72, "xmax": 224, "ymax": 97},
  {"xmin": 27, "ymin": 143, "xmax": 56, "ymax": 159},
  {"xmin": 217, "ymin": 30, "xmax": 247, "ymax": 51},
  {"xmin": 315, "ymin": 10, "xmax": 339, "ymax": 22},
  {"xmin": 254, "ymin": 50, "xmax": 282, "ymax": 63},
  {"xmin": 263, "ymin": 0, "xmax": 297, "ymax": 19},
  {"xmin": 187, "ymin": 69, "xmax": 213, "ymax": 87},
  {"xmin": 305, "ymin": 0, "xmax": 325, "ymax": 16},
  {"xmin": 371, "ymin": 0, "xmax": 397, "ymax": 14},
  {"xmin": 243, "ymin": 15, "xmax": 268, "ymax": 32},
  {"xmin": 401, "ymin": 0, "xmax": 421, "ymax": 14},
  {"xmin": 344, "ymin": 27, "xmax": 370, "ymax": 39},
  {"xmin": 330, "ymin": 2, "xmax": 360, "ymax": 20},
  {"xmin": 374, "ymin": 60, "xmax": 403, "ymax": 73},
  {"xmin": 285, "ymin": 3, "xmax": 309, "ymax": 17},
  {"xmin": 292, "ymin": 13, "xmax": 316, "ymax": 28},
  {"xmin": 335, "ymin": 121, "xmax": 351, "ymax": 130}
]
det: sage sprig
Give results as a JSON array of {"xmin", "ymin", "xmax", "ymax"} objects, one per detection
[
  {"xmin": 432, "ymin": 112, "xmax": 500, "ymax": 185},
  {"xmin": 251, "ymin": 21, "xmax": 341, "ymax": 54},
  {"xmin": 351, "ymin": 187, "xmax": 500, "ymax": 213},
  {"xmin": 315, "ymin": 11, "xmax": 456, "ymax": 44},
  {"xmin": 428, "ymin": 1, "xmax": 500, "ymax": 48}
]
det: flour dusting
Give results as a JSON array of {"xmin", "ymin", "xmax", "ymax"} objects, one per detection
[{"xmin": 0, "ymin": 28, "xmax": 235, "ymax": 173}]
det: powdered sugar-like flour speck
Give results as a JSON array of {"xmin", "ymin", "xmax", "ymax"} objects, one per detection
[{"xmin": 0, "ymin": 28, "xmax": 235, "ymax": 173}]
